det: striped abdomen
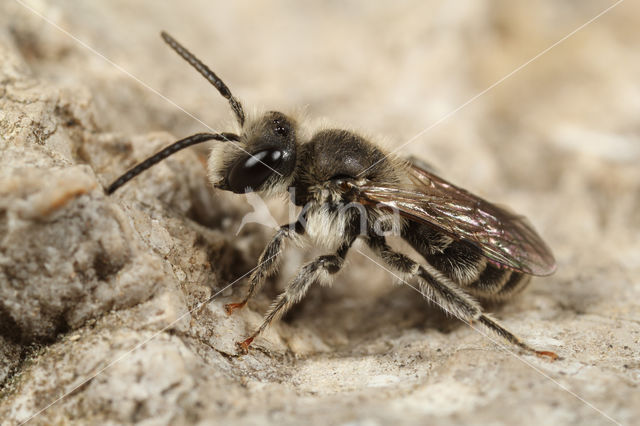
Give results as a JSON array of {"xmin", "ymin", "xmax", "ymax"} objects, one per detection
[{"xmin": 402, "ymin": 221, "xmax": 530, "ymax": 300}]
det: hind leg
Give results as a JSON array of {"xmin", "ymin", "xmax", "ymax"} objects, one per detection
[{"xmin": 366, "ymin": 236, "xmax": 557, "ymax": 359}]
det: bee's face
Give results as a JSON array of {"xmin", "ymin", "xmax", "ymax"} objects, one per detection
[{"xmin": 208, "ymin": 111, "xmax": 298, "ymax": 195}]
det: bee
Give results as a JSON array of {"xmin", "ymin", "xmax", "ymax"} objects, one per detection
[{"xmin": 108, "ymin": 32, "xmax": 558, "ymax": 359}]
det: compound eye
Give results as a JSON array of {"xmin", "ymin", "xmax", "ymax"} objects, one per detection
[{"xmin": 227, "ymin": 149, "xmax": 283, "ymax": 193}]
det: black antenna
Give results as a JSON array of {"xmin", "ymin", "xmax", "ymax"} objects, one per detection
[
  {"xmin": 161, "ymin": 31, "xmax": 245, "ymax": 127},
  {"xmin": 107, "ymin": 132, "xmax": 239, "ymax": 194}
]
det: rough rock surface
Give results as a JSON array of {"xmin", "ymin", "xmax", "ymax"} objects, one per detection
[{"xmin": 1, "ymin": 1, "xmax": 639, "ymax": 425}]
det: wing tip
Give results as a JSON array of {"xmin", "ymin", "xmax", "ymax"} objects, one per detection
[{"xmin": 529, "ymin": 256, "xmax": 557, "ymax": 276}]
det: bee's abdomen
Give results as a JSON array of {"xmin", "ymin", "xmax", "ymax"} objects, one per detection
[
  {"xmin": 401, "ymin": 221, "xmax": 530, "ymax": 300},
  {"xmin": 464, "ymin": 263, "xmax": 530, "ymax": 300}
]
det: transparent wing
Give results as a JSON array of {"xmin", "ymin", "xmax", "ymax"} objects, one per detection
[{"xmin": 347, "ymin": 163, "xmax": 556, "ymax": 276}]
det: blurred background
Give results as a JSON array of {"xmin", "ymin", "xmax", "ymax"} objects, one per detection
[{"xmin": 2, "ymin": 0, "xmax": 639, "ymax": 423}]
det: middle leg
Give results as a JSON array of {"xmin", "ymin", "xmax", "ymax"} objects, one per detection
[{"xmin": 236, "ymin": 240, "xmax": 353, "ymax": 354}]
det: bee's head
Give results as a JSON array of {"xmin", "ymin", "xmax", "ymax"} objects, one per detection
[
  {"xmin": 209, "ymin": 111, "xmax": 298, "ymax": 195},
  {"xmin": 106, "ymin": 33, "xmax": 299, "ymax": 197}
]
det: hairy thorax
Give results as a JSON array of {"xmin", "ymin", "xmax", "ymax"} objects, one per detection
[
  {"xmin": 300, "ymin": 182, "xmax": 355, "ymax": 251},
  {"xmin": 300, "ymin": 181, "xmax": 403, "ymax": 251}
]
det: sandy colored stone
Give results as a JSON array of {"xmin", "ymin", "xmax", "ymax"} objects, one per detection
[{"xmin": 1, "ymin": 1, "xmax": 639, "ymax": 425}]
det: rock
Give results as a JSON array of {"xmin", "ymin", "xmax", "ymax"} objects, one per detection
[{"xmin": 1, "ymin": 1, "xmax": 639, "ymax": 425}]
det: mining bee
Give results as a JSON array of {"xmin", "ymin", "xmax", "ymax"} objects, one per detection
[{"xmin": 108, "ymin": 32, "xmax": 558, "ymax": 359}]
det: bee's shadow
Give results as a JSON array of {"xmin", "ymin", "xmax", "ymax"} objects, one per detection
[{"xmin": 281, "ymin": 280, "xmax": 505, "ymax": 350}]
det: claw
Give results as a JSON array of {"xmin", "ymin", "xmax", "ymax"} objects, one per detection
[
  {"xmin": 236, "ymin": 336, "xmax": 254, "ymax": 355},
  {"xmin": 535, "ymin": 350, "xmax": 559, "ymax": 361},
  {"xmin": 224, "ymin": 301, "xmax": 246, "ymax": 316}
]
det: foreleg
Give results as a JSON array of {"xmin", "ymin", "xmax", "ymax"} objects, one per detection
[{"xmin": 225, "ymin": 221, "xmax": 303, "ymax": 315}]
